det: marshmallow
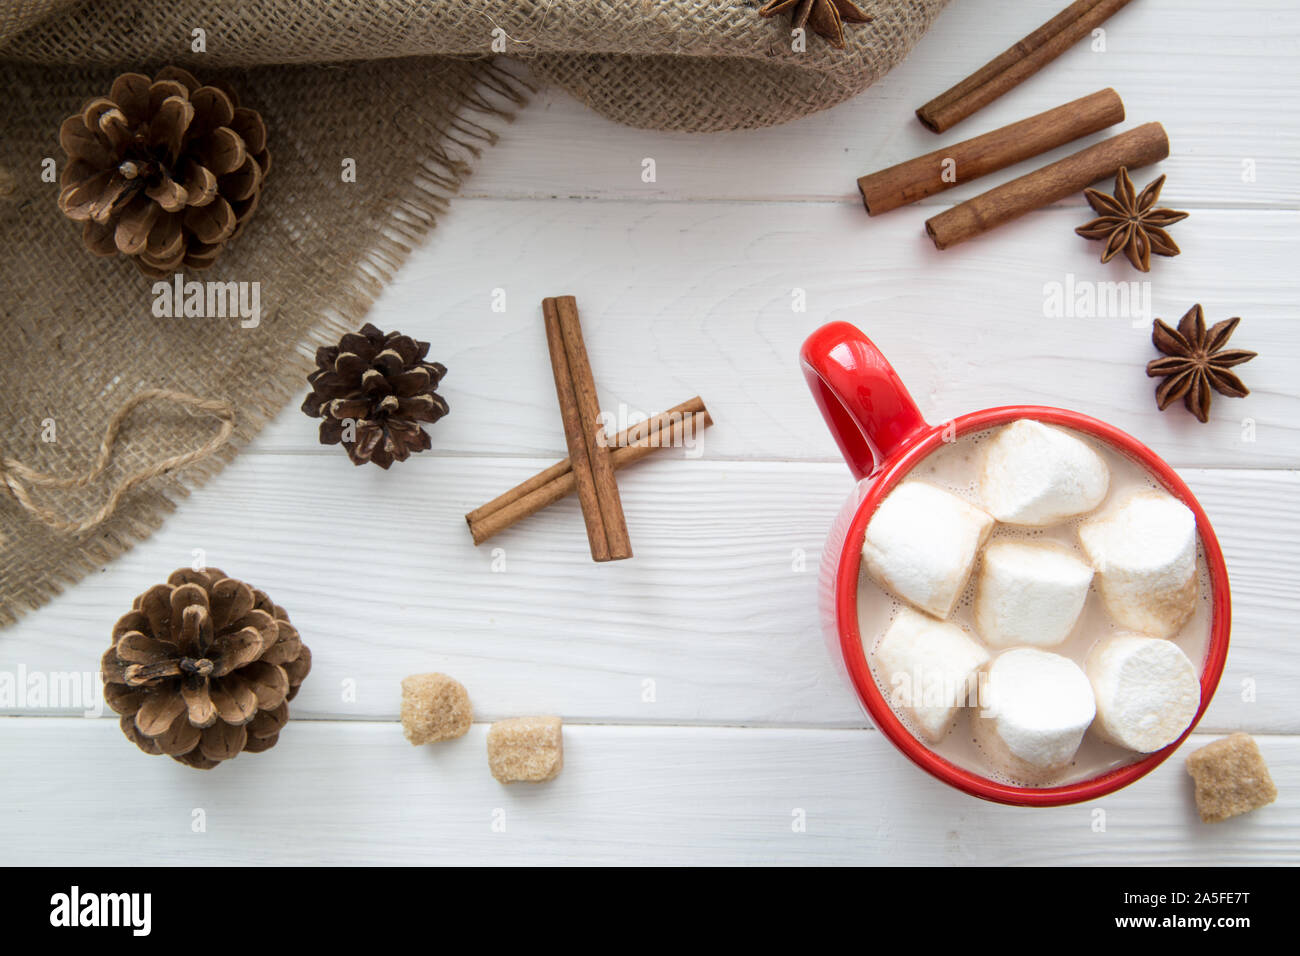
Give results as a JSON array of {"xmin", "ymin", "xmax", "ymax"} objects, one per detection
[
  {"xmin": 974, "ymin": 648, "xmax": 1096, "ymax": 781},
  {"xmin": 979, "ymin": 420, "xmax": 1110, "ymax": 526},
  {"xmin": 875, "ymin": 608, "xmax": 989, "ymax": 743},
  {"xmin": 974, "ymin": 540, "xmax": 1094, "ymax": 648},
  {"xmin": 1078, "ymin": 490, "xmax": 1199, "ymax": 638},
  {"xmin": 862, "ymin": 481, "xmax": 995, "ymax": 619},
  {"xmin": 1086, "ymin": 633, "xmax": 1200, "ymax": 753}
]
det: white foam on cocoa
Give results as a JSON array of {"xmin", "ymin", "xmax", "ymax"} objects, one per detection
[
  {"xmin": 1086, "ymin": 632, "xmax": 1200, "ymax": 753},
  {"xmin": 975, "ymin": 540, "xmax": 1093, "ymax": 648},
  {"xmin": 858, "ymin": 423, "xmax": 1213, "ymax": 788},
  {"xmin": 1078, "ymin": 489, "xmax": 1198, "ymax": 638},
  {"xmin": 861, "ymin": 480, "xmax": 994, "ymax": 619},
  {"xmin": 875, "ymin": 608, "xmax": 989, "ymax": 743},
  {"xmin": 979, "ymin": 419, "xmax": 1110, "ymax": 526}
]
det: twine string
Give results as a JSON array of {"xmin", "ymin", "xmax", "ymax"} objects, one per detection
[{"xmin": 0, "ymin": 389, "xmax": 237, "ymax": 534}]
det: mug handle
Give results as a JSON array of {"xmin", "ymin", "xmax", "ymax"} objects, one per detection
[{"xmin": 800, "ymin": 322, "xmax": 930, "ymax": 481}]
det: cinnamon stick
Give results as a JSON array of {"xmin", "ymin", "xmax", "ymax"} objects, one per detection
[
  {"xmin": 542, "ymin": 297, "xmax": 609, "ymax": 561},
  {"xmin": 924, "ymin": 121, "xmax": 1169, "ymax": 250},
  {"xmin": 553, "ymin": 295, "xmax": 632, "ymax": 560},
  {"xmin": 858, "ymin": 89, "xmax": 1124, "ymax": 215},
  {"xmin": 466, "ymin": 397, "xmax": 712, "ymax": 546},
  {"xmin": 542, "ymin": 296, "xmax": 632, "ymax": 561},
  {"xmin": 916, "ymin": 0, "xmax": 1137, "ymax": 134}
]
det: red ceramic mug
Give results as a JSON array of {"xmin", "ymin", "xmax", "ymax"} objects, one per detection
[{"xmin": 801, "ymin": 321, "xmax": 1231, "ymax": 806}]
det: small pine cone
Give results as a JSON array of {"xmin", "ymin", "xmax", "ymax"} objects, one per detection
[
  {"xmin": 301, "ymin": 323, "xmax": 449, "ymax": 469},
  {"xmin": 57, "ymin": 66, "xmax": 269, "ymax": 278},
  {"xmin": 102, "ymin": 568, "xmax": 311, "ymax": 769}
]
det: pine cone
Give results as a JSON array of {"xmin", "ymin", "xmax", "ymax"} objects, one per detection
[
  {"xmin": 301, "ymin": 323, "xmax": 449, "ymax": 468},
  {"xmin": 57, "ymin": 66, "xmax": 269, "ymax": 278},
  {"xmin": 101, "ymin": 568, "xmax": 311, "ymax": 769}
]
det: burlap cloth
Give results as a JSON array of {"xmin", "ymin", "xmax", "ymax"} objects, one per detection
[{"xmin": 0, "ymin": 0, "xmax": 946, "ymax": 625}]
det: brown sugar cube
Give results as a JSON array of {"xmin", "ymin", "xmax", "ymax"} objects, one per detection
[
  {"xmin": 401, "ymin": 673, "xmax": 472, "ymax": 745},
  {"xmin": 1185, "ymin": 733, "xmax": 1278, "ymax": 823},
  {"xmin": 487, "ymin": 716, "xmax": 563, "ymax": 783}
]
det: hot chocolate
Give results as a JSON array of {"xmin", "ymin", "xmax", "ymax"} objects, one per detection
[{"xmin": 858, "ymin": 421, "xmax": 1212, "ymax": 787}]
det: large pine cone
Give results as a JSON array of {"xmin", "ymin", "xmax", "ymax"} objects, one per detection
[
  {"xmin": 102, "ymin": 568, "xmax": 311, "ymax": 769},
  {"xmin": 301, "ymin": 323, "xmax": 449, "ymax": 469},
  {"xmin": 57, "ymin": 67, "xmax": 269, "ymax": 278}
]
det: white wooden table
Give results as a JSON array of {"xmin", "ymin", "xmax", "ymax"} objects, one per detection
[{"xmin": 3, "ymin": 0, "xmax": 1297, "ymax": 865}]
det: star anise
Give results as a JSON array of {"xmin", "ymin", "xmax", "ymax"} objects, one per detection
[
  {"xmin": 1076, "ymin": 167, "xmax": 1189, "ymax": 272},
  {"xmin": 1147, "ymin": 305, "xmax": 1256, "ymax": 423},
  {"xmin": 758, "ymin": 0, "xmax": 872, "ymax": 50}
]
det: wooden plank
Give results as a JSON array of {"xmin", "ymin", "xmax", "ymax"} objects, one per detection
[
  {"xmin": 249, "ymin": 201, "xmax": 1300, "ymax": 468},
  {"xmin": 3, "ymin": 459, "xmax": 1295, "ymax": 733},
  {"xmin": 459, "ymin": 0, "xmax": 1300, "ymax": 207},
  {"xmin": 1190, "ymin": 470, "xmax": 1300, "ymax": 733},
  {"xmin": 0, "ymin": 719, "xmax": 1293, "ymax": 865}
]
